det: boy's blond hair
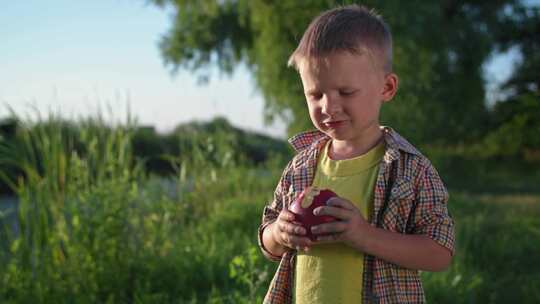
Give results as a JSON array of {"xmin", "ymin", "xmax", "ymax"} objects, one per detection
[{"xmin": 287, "ymin": 4, "xmax": 393, "ymax": 73}]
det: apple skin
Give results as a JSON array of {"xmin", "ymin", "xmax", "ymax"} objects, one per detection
[{"xmin": 289, "ymin": 186, "xmax": 339, "ymax": 242}]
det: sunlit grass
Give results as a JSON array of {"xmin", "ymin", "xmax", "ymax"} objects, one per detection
[
  {"xmin": 0, "ymin": 110, "xmax": 279, "ymax": 303},
  {"xmin": 422, "ymin": 192, "xmax": 540, "ymax": 303}
]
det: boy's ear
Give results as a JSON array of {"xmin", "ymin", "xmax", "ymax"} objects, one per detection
[{"xmin": 381, "ymin": 73, "xmax": 399, "ymax": 102}]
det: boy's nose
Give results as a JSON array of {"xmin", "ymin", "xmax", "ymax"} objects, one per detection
[{"xmin": 321, "ymin": 95, "xmax": 341, "ymax": 115}]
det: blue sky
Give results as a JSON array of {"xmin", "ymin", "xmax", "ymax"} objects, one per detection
[
  {"xmin": 1, "ymin": 1, "xmax": 532, "ymax": 139},
  {"xmin": 0, "ymin": 1, "xmax": 286, "ymax": 138}
]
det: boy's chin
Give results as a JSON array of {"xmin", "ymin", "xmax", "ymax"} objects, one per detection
[{"xmin": 318, "ymin": 128, "xmax": 348, "ymax": 140}]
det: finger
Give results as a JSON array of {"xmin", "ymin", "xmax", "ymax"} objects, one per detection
[
  {"xmin": 280, "ymin": 232, "xmax": 295, "ymax": 248},
  {"xmin": 279, "ymin": 210, "xmax": 296, "ymax": 222},
  {"xmin": 311, "ymin": 221, "xmax": 347, "ymax": 235},
  {"xmin": 287, "ymin": 234, "xmax": 313, "ymax": 248},
  {"xmin": 279, "ymin": 231, "xmax": 292, "ymax": 246},
  {"xmin": 279, "ymin": 222, "xmax": 306, "ymax": 235},
  {"xmin": 314, "ymin": 205, "xmax": 352, "ymax": 220},
  {"xmin": 315, "ymin": 233, "xmax": 341, "ymax": 243},
  {"xmin": 326, "ymin": 197, "xmax": 355, "ymax": 210}
]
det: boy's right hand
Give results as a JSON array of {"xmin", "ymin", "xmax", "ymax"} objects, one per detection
[{"xmin": 272, "ymin": 209, "xmax": 312, "ymax": 252}]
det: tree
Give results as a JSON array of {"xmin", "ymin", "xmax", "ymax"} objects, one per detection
[
  {"xmin": 151, "ymin": 0, "xmax": 527, "ymax": 145},
  {"xmin": 481, "ymin": 3, "xmax": 540, "ymax": 159}
]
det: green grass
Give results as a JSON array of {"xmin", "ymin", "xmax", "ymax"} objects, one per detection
[
  {"xmin": 0, "ymin": 112, "xmax": 539, "ymax": 303},
  {"xmin": 422, "ymin": 192, "xmax": 540, "ymax": 303}
]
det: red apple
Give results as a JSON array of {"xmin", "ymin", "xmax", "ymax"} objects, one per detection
[{"xmin": 289, "ymin": 186, "xmax": 339, "ymax": 241}]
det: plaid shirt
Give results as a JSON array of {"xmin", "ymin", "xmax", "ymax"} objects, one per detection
[{"xmin": 257, "ymin": 126, "xmax": 455, "ymax": 304}]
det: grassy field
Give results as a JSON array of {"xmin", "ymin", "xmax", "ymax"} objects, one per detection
[
  {"xmin": 423, "ymin": 192, "xmax": 540, "ymax": 303},
  {"xmin": 0, "ymin": 115, "xmax": 539, "ymax": 303}
]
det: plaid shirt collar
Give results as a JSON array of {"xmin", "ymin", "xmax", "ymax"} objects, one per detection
[{"xmin": 287, "ymin": 126, "xmax": 421, "ymax": 162}]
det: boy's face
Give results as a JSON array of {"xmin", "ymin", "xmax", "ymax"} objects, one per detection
[{"xmin": 298, "ymin": 51, "xmax": 398, "ymax": 148}]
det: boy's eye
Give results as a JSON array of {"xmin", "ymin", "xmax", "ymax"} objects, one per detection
[
  {"xmin": 309, "ymin": 93, "xmax": 323, "ymax": 100},
  {"xmin": 339, "ymin": 90, "xmax": 356, "ymax": 96}
]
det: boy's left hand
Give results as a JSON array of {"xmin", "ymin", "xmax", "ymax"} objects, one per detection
[{"xmin": 311, "ymin": 196, "xmax": 372, "ymax": 250}]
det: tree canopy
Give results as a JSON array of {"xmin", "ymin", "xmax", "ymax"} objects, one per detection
[{"xmin": 151, "ymin": 0, "xmax": 538, "ymax": 151}]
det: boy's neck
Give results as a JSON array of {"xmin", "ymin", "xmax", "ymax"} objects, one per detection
[{"xmin": 327, "ymin": 126, "xmax": 384, "ymax": 160}]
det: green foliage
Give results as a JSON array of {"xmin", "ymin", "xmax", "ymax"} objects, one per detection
[
  {"xmin": 422, "ymin": 193, "xmax": 540, "ymax": 303},
  {"xmin": 228, "ymin": 246, "xmax": 269, "ymax": 303},
  {"xmin": 480, "ymin": 4, "xmax": 540, "ymax": 159},
  {"xmin": 0, "ymin": 112, "xmax": 282, "ymax": 303},
  {"xmin": 0, "ymin": 115, "xmax": 291, "ymax": 195},
  {"xmin": 132, "ymin": 116, "xmax": 290, "ymax": 175},
  {"xmin": 465, "ymin": 92, "xmax": 540, "ymax": 160},
  {"xmin": 151, "ymin": 0, "xmax": 537, "ymax": 146},
  {"xmin": 0, "ymin": 112, "xmax": 147, "ymax": 302},
  {"xmin": 1, "ymin": 113, "xmax": 539, "ymax": 302}
]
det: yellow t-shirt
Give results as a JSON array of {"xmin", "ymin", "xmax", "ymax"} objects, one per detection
[{"xmin": 293, "ymin": 139, "xmax": 385, "ymax": 304}]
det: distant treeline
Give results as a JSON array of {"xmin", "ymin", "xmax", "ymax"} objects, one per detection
[
  {"xmin": 2, "ymin": 111, "xmax": 539, "ymax": 197},
  {"xmin": 0, "ymin": 116, "xmax": 291, "ymax": 196}
]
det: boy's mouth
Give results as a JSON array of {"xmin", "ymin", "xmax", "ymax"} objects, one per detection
[{"xmin": 323, "ymin": 121, "xmax": 346, "ymax": 128}]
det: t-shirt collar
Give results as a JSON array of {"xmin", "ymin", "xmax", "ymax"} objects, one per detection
[{"xmin": 287, "ymin": 126, "xmax": 421, "ymax": 162}]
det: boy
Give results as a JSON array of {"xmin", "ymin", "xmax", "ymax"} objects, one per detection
[{"xmin": 257, "ymin": 4, "xmax": 455, "ymax": 304}]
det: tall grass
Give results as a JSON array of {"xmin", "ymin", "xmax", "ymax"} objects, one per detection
[
  {"xmin": 0, "ymin": 112, "xmax": 277, "ymax": 303},
  {"xmin": 422, "ymin": 193, "xmax": 540, "ymax": 303},
  {"xmin": 0, "ymin": 112, "xmax": 145, "ymax": 302}
]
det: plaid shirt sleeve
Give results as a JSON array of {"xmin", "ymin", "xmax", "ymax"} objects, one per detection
[
  {"xmin": 411, "ymin": 161, "xmax": 455, "ymax": 256},
  {"xmin": 257, "ymin": 159, "xmax": 293, "ymax": 262}
]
